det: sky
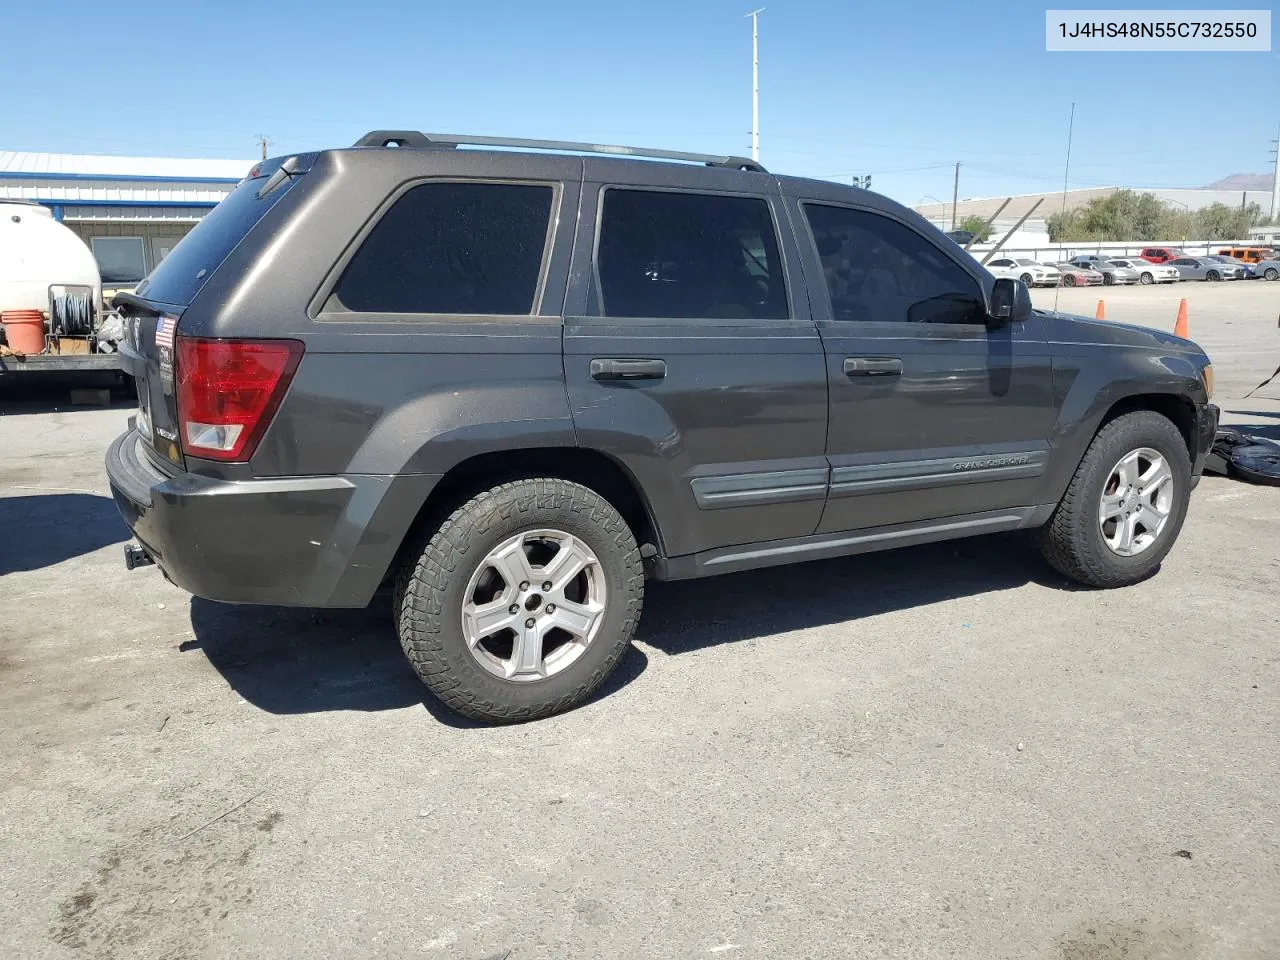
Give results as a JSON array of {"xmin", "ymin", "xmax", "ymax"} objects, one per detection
[{"xmin": 4, "ymin": 0, "xmax": 1277, "ymax": 205}]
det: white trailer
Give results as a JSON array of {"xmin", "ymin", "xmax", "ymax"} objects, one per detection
[{"xmin": 0, "ymin": 201, "xmax": 123, "ymax": 375}]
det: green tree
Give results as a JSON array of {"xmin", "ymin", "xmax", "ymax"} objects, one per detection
[
  {"xmin": 1048, "ymin": 192, "xmax": 1263, "ymax": 242},
  {"xmin": 955, "ymin": 215, "xmax": 993, "ymax": 242}
]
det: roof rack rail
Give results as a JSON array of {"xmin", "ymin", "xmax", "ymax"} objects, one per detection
[{"xmin": 352, "ymin": 130, "xmax": 766, "ymax": 173}]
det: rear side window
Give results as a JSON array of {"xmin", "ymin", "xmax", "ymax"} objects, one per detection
[
  {"xmin": 138, "ymin": 174, "xmax": 297, "ymax": 305},
  {"xmin": 335, "ymin": 182, "xmax": 554, "ymax": 315},
  {"xmin": 595, "ymin": 189, "xmax": 789, "ymax": 320}
]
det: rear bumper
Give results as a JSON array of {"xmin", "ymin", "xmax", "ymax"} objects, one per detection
[
  {"xmin": 106, "ymin": 430, "xmax": 439, "ymax": 607},
  {"xmin": 1191, "ymin": 402, "xmax": 1220, "ymax": 484}
]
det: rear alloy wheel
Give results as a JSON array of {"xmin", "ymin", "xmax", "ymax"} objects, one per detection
[
  {"xmin": 1265, "ymin": 267, "xmax": 1278, "ymax": 281},
  {"xmin": 1038, "ymin": 411, "xmax": 1190, "ymax": 588},
  {"xmin": 461, "ymin": 529, "xmax": 606, "ymax": 683},
  {"xmin": 1139, "ymin": 272, "xmax": 1154, "ymax": 285},
  {"xmin": 1206, "ymin": 269, "xmax": 1221, "ymax": 282},
  {"xmin": 396, "ymin": 478, "xmax": 644, "ymax": 723}
]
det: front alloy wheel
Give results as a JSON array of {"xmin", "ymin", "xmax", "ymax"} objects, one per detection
[
  {"xmin": 1098, "ymin": 448, "xmax": 1174, "ymax": 557},
  {"xmin": 1038, "ymin": 410, "xmax": 1191, "ymax": 588}
]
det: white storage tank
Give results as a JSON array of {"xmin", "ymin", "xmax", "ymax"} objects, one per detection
[{"xmin": 0, "ymin": 202, "xmax": 102, "ymax": 316}]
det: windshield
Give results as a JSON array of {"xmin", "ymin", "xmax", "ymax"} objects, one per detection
[{"xmin": 135, "ymin": 168, "xmax": 300, "ymax": 305}]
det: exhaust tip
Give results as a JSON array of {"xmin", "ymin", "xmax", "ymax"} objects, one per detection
[{"xmin": 124, "ymin": 543, "xmax": 155, "ymax": 571}]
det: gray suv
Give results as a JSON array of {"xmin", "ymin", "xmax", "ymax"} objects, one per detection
[{"xmin": 107, "ymin": 131, "xmax": 1219, "ymax": 723}]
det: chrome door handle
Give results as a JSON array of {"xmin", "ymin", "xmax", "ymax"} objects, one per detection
[
  {"xmin": 843, "ymin": 357, "xmax": 903, "ymax": 377},
  {"xmin": 590, "ymin": 358, "xmax": 668, "ymax": 381}
]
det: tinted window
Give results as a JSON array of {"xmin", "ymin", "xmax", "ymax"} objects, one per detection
[
  {"xmin": 139, "ymin": 173, "xmax": 298, "ymax": 305},
  {"xmin": 802, "ymin": 204, "xmax": 985, "ymax": 325},
  {"xmin": 91, "ymin": 237, "xmax": 147, "ymax": 284},
  {"xmin": 596, "ymin": 189, "xmax": 788, "ymax": 319},
  {"xmin": 335, "ymin": 182, "xmax": 553, "ymax": 315}
]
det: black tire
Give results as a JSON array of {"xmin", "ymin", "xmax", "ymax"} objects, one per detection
[
  {"xmin": 395, "ymin": 478, "xmax": 644, "ymax": 723},
  {"xmin": 1206, "ymin": 270, "xmax": 1221, "ymax": 282},
  {"xmin": 1139, "ymin": 272, "xmax": 1154, "ymax": 285},
  {"xmin": 1102, "ymin": 272, "xmax": 1114, "ymax": 286},
  {"xmin": 1020, "ymin": 273, "xmax": 1034, "ymax": 286},
  {"xmin": 1038, "ymin": 411, "xmax": 1192, "ymax": 588},
  {"xmin": 1063, "ymin": 274, "xmax": 1078, "ymax": 287},
  {"xmin": 1264, "ymin": 267, "xmax": 1278, "ymax": 281}
]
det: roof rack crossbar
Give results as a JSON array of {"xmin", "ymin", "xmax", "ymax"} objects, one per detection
[{"xmin": 352, "ymin": 130, "xmax": 766, "ymax": 172}]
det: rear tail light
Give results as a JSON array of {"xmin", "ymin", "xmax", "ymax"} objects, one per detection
[{"xmin": 176, "ymin": 336, "xmax": 303, "ymax": 462}]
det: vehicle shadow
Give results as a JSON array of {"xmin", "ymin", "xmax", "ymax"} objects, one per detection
[
  {"xmin": 185, "ymin": 597, "xmax": 649, "ymax": 727},
  {"xmin": 0, "ymin": 493, "xmax": 128, "ymax": 575},
  {"xmin": 638, "ymin": 532, "xmax": 1055, "ymax": 655},
  {"xmin": 187, "ymin": 531, "xmax": 1057, "ymax": 722},
  {"xmin": 0, "ymin": 374, "xmax": 135, "ymax": 415}
]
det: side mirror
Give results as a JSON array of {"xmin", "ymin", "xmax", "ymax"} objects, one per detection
[{"xmin": 988, "ymin": 277, "xmax": 1032, "ymax": 328}]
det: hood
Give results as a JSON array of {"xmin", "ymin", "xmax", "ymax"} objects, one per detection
[{"xmin": 1036, "ymin": 309, "xmax": 1206, "ymax": 356}]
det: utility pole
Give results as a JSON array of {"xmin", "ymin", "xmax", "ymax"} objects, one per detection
[
  {"xmin": 256, "ymin": 134, "xmax": 272, "ymax": 161},
  {"xmin": 746, "ymin": 8, "xmax": 765, "ymax": 163},
  {"xmin": 1270, "ymin": 123, "xmax": 1279, "ymax": 222},
  {"xmin": 950, "ymin": 161, "xmax": 961, "ymax": 230}
]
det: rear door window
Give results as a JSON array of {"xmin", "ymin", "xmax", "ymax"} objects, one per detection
[
  {"xmin": 334, "ymin": 181, "xmax": 554, "ymax": 315},
  {"xmin": 595, "ymin": 189, "xmax": 789, "ymax": 320}
]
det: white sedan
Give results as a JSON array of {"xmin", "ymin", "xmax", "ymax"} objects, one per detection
[
  {"xmin": 1107, "ymin": 257, "xmax": 1180, "ymax": 285},
  {"xmin": 985, "ymin": 257, "xmax": 1061, "ymax": 287}
]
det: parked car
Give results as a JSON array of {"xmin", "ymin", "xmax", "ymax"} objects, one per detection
[
  {"xmin": 1252, "ymin": 258, "xmax": 1280, "ymax": 281},
  {"xmin": 1106, "ymin": 258, "xmax": 1179, "ymax": 285},
  {"xmin": 1216, "ymin": 247, "xmax": 1272, "ymax": 264},
  {"xmin": 1068, "ymin": 255, "xmax": 1139, "ymax": 285},
  {"xmin": 1052, "ymin": 262, "xmax": 1105, "ymax": 286},
  {"xmin": 1167, "ymin": 256, "xmax": 1246, "ymax": 281},
  {"xmin": 105, "ymin": 130, "xmax": 1219, "ymax": 723},
  {"xmin": 1139, "ymin": 247, "xmax": 1185, "ymax": 264},
  {"xmin": 1204, "ymin": 254, "xmax": 1257, "ymax": 279},
  {"xmin": 986, "ymin": 257, "xmax": 1061, "ymax": 287}
]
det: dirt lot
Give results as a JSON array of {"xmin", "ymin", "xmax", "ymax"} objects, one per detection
[{"xmin": 2, "ymin": 282, "xmax": 1278, "ymax": 959}]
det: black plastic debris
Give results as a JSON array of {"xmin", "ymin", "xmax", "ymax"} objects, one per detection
[
  {"xmin": 1205, "ymin": 426, "xmax": 1250, "ymax": 476},
  {"xmin": 1228, "ymin": 441, "xmax": 1280, "ymax": 486}
]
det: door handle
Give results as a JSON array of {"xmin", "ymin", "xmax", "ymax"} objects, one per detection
[
  {"xmin": 843, "ymin": 357, "xmax": 903, "ymax": 377},
  {"xmin": 590, "ymin": 358, "xmax": 667, "ymax": 381}
]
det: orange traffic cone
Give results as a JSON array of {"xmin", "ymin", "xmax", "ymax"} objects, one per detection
[
  {"xmin": 1174, "ymin": 299, "xmax": 1189, "ymax": 338},
  {"xmin": 1095, "ymin": 300, "xmax": 1106, "ymax": 320}
]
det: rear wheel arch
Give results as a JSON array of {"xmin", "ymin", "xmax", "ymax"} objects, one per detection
[{"xmin": 389, "ymin": 447, "xmax": 665, "ymax": 582}]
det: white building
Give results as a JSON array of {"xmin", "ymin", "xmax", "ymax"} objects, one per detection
[{"xmin": 0, "ymin": 151, "xmax": 249, "ymax": 288}]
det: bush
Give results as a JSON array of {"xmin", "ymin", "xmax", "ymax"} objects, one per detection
[{"xmin": 1047, "ymin": 190, "xmax": 1262, "ymax": 242}]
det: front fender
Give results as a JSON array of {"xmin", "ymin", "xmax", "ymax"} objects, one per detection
[{"xmin": 1043, "ymin": 344, "xmax": 1206, "ymax": 502}]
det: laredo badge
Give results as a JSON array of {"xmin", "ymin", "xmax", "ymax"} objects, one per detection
[{"xmin": 155, "ymin": 315, "xmax": 177, "ymax": 393}]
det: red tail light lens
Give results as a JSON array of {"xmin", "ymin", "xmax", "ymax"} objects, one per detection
[{"xmin": 176, "ymin": 336, "xmax": 303, "ymax": 462}]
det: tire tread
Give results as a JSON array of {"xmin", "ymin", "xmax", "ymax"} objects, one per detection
[
  {"xmin": 394, "ymin": 478, "xmax": 643, "ymax": 723},
  {"xmin": 1038, "ymin": 411, "xmax": 1191, "ymax": 588}
]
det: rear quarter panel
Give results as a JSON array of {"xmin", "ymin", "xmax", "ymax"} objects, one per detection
[{"xmin": 176, "ymin": 149, "xmax": 585, "ymax": 479}]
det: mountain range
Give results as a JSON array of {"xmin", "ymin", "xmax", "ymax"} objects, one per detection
[{"xmin": 1201, "ymin": 173, "xmax": 1272, "ymax": 190}]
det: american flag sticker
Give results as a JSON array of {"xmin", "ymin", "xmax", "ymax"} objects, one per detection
[{"xmin": 155, "ymin": 316, "xmax": 176, "ymax": 349}]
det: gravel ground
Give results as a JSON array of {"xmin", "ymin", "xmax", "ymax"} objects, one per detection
[{"xmin": 1, "ymin": 281, "xmax": 1278, "ymax": 960}]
